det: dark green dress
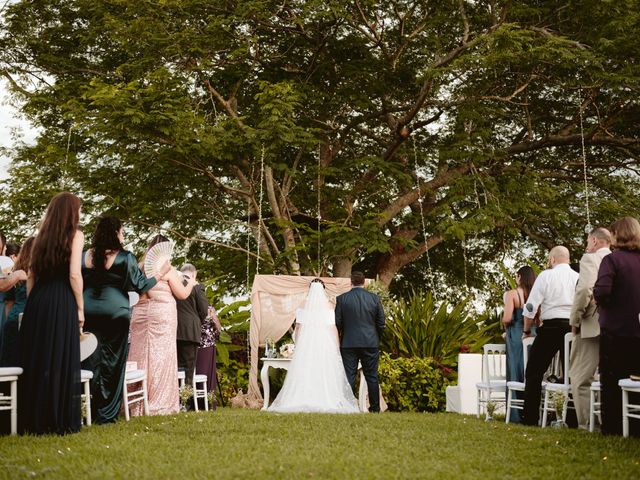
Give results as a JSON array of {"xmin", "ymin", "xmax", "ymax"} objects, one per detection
[
  {"xmin": 1, "ymin": 282, "xmax": 26, "ymax": 366},
  {"xmin": 82, "ymin": 250, "xmax": 157, "ymax": 424}
]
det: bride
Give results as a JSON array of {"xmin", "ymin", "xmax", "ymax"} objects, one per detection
[{"xmin": 268, "ymin": 279, "xmax": 360, "ymax": 413}]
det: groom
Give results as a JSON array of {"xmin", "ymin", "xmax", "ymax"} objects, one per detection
[{"xmin": 335, "ymin": 271, "xmax": 385, "ymax": 412}]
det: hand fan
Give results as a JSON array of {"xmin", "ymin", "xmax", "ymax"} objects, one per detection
[
  {"xmin": 0, "ymin": 256, "xmax": 14, "ymax": 276},
  {"xmin": 144, "ymin": 241, "xmax": 174, "ymax": 278},
  {"xmin": 80, "ymin": 332, "xmax": 98, "ymax": 361}
]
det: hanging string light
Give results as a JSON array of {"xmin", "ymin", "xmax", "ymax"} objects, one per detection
[
  {"xmin": 412, "ymin": 138, "xmax": 437, "ymax": 299},
  {"xmin": 317, "ymin": 143, "xmax": 322, "ymax": 276},
  {"xmin": 579, "ymin": 92, "xmax": 592, "ymax": 232},
  {"xmin": 256, "ymin": 145, "xmax": 265, "ymax": 274}
]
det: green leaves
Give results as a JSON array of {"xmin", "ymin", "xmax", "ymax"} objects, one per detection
[
  {"xmin": 379, "ymin": 353, "xmax": 453, "ymax": 412},
  {"xmin": 1, "ymin": 0, "xmax": 639, "ymax": 297},
  {"xmin": 381, "ymin": 290, "xmax": 500, "ymax": 366}
]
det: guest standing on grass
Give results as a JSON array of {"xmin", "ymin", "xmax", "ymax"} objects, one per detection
[
  {"xmin": 521, "ymin": 246, "xmax": 579, "ymax": 426},
  {"xmin": 594, "ymin": 217, "xmax": 640, "ymax": 437},
  {"xmin": 569, "ymin": 228, "xmax": 611, "ymax": 430},
  {"xmin": 82, "ymin": 216, "xmax": 170, "ymax": 424},
  {"xmin": 502, "ymin": 265, "xmax": 537, "ymax": 423},
  {"xmin": 128, "ymin": 235, "xmax": 195, "ymax": 416},
  {"xmin": 197, "ymin": 305, "xmax": 221, "ymax": 409},
  {"xmin": 1, "ymin": 237, "xmax": 34, "ymax": 367},
  {"xmin": 176, "ymin": 264, "xmax": 209, "ymax": 387},
  {"xmin": 18, "ymin": 192, "xmax": 84, "ymax": 435}
]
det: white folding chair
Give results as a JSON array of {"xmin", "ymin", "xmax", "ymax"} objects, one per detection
[
  {"xmin": 476, "ymin": 344, "xmax": 507, "ymax": 418},
  {"xmin": 541, "ymin": 332, "xmax": 574, "ymax": 427},
  {"xmin": 193, "ymin": 374, "xmax": 209, "ymax": 412},
  {"xmin": 81, "ymin": 369, "xmax": 93, "ymax": 426},
  {"xmin": 122, "ymin": 369, "xmax": 149, "ymax": 421},
  {"xmin": 0, "ymin": 367, "xmax": 23, "ymax": 435},
  {"xmin": 178, "ymin": 370, "xmax": 186, "ymax": 389},
  {"xmin": 589, "ymin": 381, "xmax": 601, "ymax": 432},
  {"xmin": 505, "ymin": 336, "xmax": 535, "ymax": 423},
  {"xmin": 619, "ymin": 378, "xmax": 640, "ymax": 438}
]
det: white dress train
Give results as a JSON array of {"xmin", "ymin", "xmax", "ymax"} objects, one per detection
[{"xmin": 268, "ymin": 283, "xmax": 360, "ymax": 414}]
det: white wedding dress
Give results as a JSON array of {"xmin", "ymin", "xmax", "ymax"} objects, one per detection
[{"xmin": 268, "ymin": 283, "xmax": 360, "ymax": 414}]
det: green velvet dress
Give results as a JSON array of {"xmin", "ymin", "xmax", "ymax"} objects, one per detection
[{"xmin": 82, "ymin": 250, "xmax": 157, "ymax": 424}]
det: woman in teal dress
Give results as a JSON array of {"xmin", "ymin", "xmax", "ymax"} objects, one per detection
[
  {"xmin": 502, "ymin": 265, "xmax": 537, "ymax": 423},
  {"xmin": 1, "ymin": 237, "xmax": 34, "ymax": 367},
  {"xmin": 0, "ymin": 233, "xmax": 27, "ymax": 364},
  {"xmin": 82, "ymin": 216, "xmax": 170, "ymax": 424}
]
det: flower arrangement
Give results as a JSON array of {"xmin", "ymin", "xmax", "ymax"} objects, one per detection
[
  {"xmin": 179, "ymin": 385, "xmax": 194, "ymax": 411},
  {"xmin": 550, "ymin": 391, "xmax": 567, "ymax": 428},
  {"xmin": 279, "ymin": 343, "xmax": 295, "ymax": 358}
]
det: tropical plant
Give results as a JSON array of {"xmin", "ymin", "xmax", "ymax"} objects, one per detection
[
  {"xmin": 381, "ymin": 290, "xmax": 500, "ymax": 366},
  {"xmin": 204, "ymin": 281, "xmax": 251, "ymax": 365}
]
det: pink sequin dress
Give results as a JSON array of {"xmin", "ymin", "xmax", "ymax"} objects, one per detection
[{"xmin": 128, "ymin": 280, "xmax": 179, "ymax": 415}]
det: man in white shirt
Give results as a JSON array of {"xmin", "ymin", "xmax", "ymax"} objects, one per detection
[
  {"xmin": 522, "ymin": 246, "xmax": 579, "ymax": 426},
  {"xmin": 569, "ymin": 228, "xmax": 611, "ymax": 429}
]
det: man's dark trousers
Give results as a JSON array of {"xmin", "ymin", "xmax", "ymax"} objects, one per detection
[
  {"xmin": 177, "ymin": 340, "xmax": 199, "ymax": 386},
  {"xmin": 523, "ymin": 319, "xmax": 571, "ymax": 425},
  {"xmin": 341, "ymin": 348, "xmax": 380, "ymax": 412}
]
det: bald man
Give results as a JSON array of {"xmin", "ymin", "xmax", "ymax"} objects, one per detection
[{"xmin": 522, "ymin": 246, "xmax": 579, "ymax": 426}]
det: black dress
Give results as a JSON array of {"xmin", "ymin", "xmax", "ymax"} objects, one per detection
[
  {"xmin": 18, "ymin": 267, "xmax": 81, "ymax": 435},
  {"xmin": 81, "ymin": 251, "xmax": 157, "ymax": 424}
]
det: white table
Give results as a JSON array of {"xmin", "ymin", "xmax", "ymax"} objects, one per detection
[
  {"xmin": 260, "ymin": 357, "xmax": 368, "ymax": 411},
  {"xmin": 261, "ymin": 357, "xmax": 292, "ymax": 410}
]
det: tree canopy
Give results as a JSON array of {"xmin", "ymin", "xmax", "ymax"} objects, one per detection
[{"xmin": 1, "ymin": 0, "xmax": 639, "ymax": 296}]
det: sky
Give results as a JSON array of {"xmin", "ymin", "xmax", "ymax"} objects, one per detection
[{"xmin": 0, "ymin": 79, "xmax": 38, "ymax": 180}]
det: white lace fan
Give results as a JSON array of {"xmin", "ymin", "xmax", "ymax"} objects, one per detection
[{"xmin": 144, "ymin": 241, "xmax": 174, "ymax": 278}]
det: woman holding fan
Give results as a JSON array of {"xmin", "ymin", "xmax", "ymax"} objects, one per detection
[{"xmin": 127, "ymin": 234, "xmax": 195, "ymax": 416}]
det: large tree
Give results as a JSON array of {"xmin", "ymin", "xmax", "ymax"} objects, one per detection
[{"xmin": 1, "ymin": 0, "xmax": 639, "ymax": 295}]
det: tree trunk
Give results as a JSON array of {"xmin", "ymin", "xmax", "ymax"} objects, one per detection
[{"xmin": 332, "ymin": 257, "xmax": 352, "ymax": 279}]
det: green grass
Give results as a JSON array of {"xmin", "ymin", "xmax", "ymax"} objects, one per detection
[{"xmin": 1, "ymin": 409, "xmax": 640, "ymax": 479}]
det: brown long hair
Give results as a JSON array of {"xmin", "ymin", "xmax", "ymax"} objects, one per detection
[
  {"xmin": 30, "ymin": 192, "xmax": 81, "ymax": 279},
  {"xmin": 516, "ymin": 266, "xmax": 537, "ymax": 302},
  {"xmin": 610, "ymin": 216, "xmax": 640, "ymax": 251},
  {"xmin": 14, "ymin": 237, "xmax": 35, "ymax": 273}
]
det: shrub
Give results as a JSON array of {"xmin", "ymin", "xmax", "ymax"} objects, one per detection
[
  {"xmin": 379, "ymin": 353, "xmax": 453, "ymax": 412},
  {"xmin": 217, "ymin": 359, "xmax": 249, "ymax": 404}
]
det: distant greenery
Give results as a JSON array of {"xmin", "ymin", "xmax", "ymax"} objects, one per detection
[{"xmin": 2, "ymin": 409, "xmax": 640, "ymax": 479}]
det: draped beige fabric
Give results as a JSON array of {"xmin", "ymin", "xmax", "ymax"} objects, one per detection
[{"xmin": 248, "ymin": 275, "xmax": 353, "ymax": 400}]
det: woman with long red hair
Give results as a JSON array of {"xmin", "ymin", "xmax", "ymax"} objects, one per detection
[{"xmin": 18, "ymin": 192, "xmax": 84, "ymax": 435}]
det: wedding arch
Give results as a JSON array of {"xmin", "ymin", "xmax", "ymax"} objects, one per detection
[{"xmin": 247, "ymin": 274, "xmax": 353, "ymax": 400}]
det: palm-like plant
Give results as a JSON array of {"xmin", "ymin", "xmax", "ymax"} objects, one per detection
[{"xmin": 381, "ymin": 290, "xmax": 500, "ymax": 366}]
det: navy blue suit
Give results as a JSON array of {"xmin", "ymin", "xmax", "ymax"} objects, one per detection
[{"xmin": 335, "ymin": 286, "xmax": 385, "ymax": 411}]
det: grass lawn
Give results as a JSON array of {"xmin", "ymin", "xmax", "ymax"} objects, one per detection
[{"xmin": 1, "ymin": 409, "xmax": 640, "ymax": 479}]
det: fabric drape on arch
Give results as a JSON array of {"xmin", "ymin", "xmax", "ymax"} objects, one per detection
[{"xmin": 247, "ymin": 275, "xmax": 353, "ymax": 400}]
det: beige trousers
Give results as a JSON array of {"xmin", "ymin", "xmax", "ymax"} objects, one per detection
[{"xmin": 569, "ymin": 334, "xmax": 599, "ymax": 429}]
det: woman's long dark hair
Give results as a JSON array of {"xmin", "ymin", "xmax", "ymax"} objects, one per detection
[
  {"xmin": 30, "ymin": 192, "xmax": 81, "ymax": 279},
  {"xmin": 516, "ymin": 266, "xmax": 537, "ymax": 302},
  {"xmin": 14, "ymin": 237, "xmax": 35, "ymax": 274},
  {"xmin": 91, "ymin": 216, "xmax": 123, "ymax": 272}
]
